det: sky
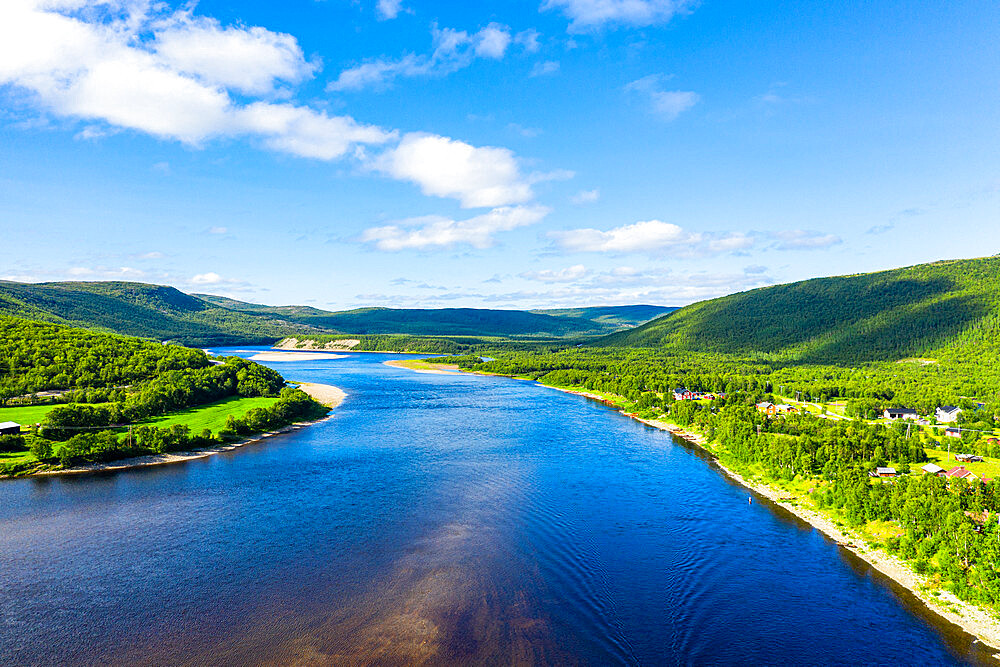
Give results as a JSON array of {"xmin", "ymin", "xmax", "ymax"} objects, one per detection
[{"xmin": 1, "ymin": 0, "xmax": 998, "ymax": 310}]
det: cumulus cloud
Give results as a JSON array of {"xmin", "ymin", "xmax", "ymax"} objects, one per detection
[
  {"xmin": 360, "ymin": 205, "xmax": 549, "ymax": 251},
  {"xmin": 625, "ymin": 74, "xmax": 699, "ymax": 120},
  {"xmin": 190, "ymin": 272, "xmax": 224, "ymax": 285},
  {"xmin": 521, "ymin": 264, "xmax": 589, "ymax": 282},
  {"xmin": 542, "ymin": 0, "xmax": 696, "ymax": 32},
  {"xmin": 0, "ymin": 1, "xmax": 559, "ymax": 210},
  {"xmin": 329, "ymin": 22, "xmax": 532, "ymax": 91},
  {"xmin": 550, "ymin": 220, "xmax": 757, "ymax": 256},
  {"xmin": 152, "ymin": 13, "xmax": 317, "ymax": 95},
  {"xmin": 374, "ymin": 133, "xmax": 535, "ymax": 208},
  {"xmin": 773, "ymin": 230, "xmax": 842, "ymax": 250},
  {"xmin": 376, "ymin": 0, "xmax": 405, "ymax": 20},
  {"xmin": 0, "ymin": 1, "xmax": 392, "ymax": 156}
]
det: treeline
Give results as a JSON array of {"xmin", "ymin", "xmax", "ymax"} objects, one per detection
[
  {"xmin": 456, "ymin": 345, "xmax": 1000, "ymax": 609},
  {"xmin": 41, "ymin": 357, "xmax": 284, "ymax": 435},
  {"xmin": 0, "ymin": 315, "xmax": 208, "ymax": 403},
  {"xmin": 10, "ymin": 387, "xmax": 327, "ymax": 472}
]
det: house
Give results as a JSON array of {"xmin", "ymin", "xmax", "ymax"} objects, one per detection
[
  {"xmin": 955, "ymin": 453, "xmax": 983, "ymax": 463},
  {"xmin": 873, "ymin": 467, "xmax": 898, "ymax": 478},
  {"xmin": 0, "ymin": 421, "xmax": 20, "ymax": 436},
  {"xmin": 945, "ymin": 466, "xmax": 979, "ymax": 481},
  {"xmin": 756, "ymin": 402, "xmax": 777, "ymax": 416},
  {"xmin": 921, "ymin": 463, "xmax": 946, "ymax": 476},
  {"xmin": 935, "ymin": 406, "xmax": 963, "ymax": 423},
  {"xmin": 673, "ymin": 388, "xmax": 693, "ymax": 401},
  {"xmin": 945, "ymin": 427, "xmax": 962, "ymax": 438},
  {"xmin": 884, "ymin": 407, "xmax": 919, "ymax": 421},
  {"xmin": 774, "ymin": 404, "xmax": 798, "ymax": 414}
]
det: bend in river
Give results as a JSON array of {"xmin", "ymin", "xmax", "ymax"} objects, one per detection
[{"xmin": 0, "ymin": 349, "xmax": 993, "ymax": 665}]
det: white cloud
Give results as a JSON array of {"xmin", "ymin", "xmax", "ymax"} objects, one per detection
[
  {"xmin": 374, "ymin": 132, "xmax": 535, "ymax": 208},
  {"xmin": 521, "ymin": 264, "xmax": 589, "ymax": 282},
  {"xmin": 376, "ymin": 0, "xmax": 405, "ymax": 20},
  {"xmin": 551, "ymin": 220, "xmax": 758, "ymax": 256},
  {"xmin": 475, "ymin": 23, "xmax": 512, "ymax": 59},
  {"xmin": 329, "ymin": 22, "xmax": 528, "ymax": 91},
  {"xmin": 152, "ymin": 13, "xmax": 316, "ymax": 95},
  {"xmin": 708, "ymin": 232, "xmax": 754, "ymax": 252},
  {"xmin": 551, "ymin": 219, "xmax": 700, "ymax": 253},
  {"xmin": 0, "ymin": 1, "xmax": 392, "ymax": 156},
  {"xmin": 530, "ymin": 60, "xmax": 560, "ymax": 77},
  {"xmin": 542, "ymin": 0, "xmax": 696, "ymax": 32},
  {"xmin": 514, "ymin": 29, "xmax": 541, "ymax": 53},
  {"xmin": 570, "ymin": 188, "xmax": 600, "ymax": 204},
  {"xmin": 625, "ymin": 75, "xmax": 699, "ymax": 120},
  {"xmin": 773, "ymin": 230, "xmax": 842, "ymax": 250},
  {"xmin": 208, "ymin": 226, "xmax": 228, "ymax": 235},
  {"xmin": 361, "ymin": 205, "xmax": 549, "ymax": 251},
  {"xmin": 190, "ymin": 272, "xmax": 223, "ymax": 285},
  {"xmin": 66, "ymin": 266, "xmax": 145, "ymax": 279}
]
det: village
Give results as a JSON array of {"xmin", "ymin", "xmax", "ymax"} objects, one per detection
[{"xmin": 667, "ymin": 387, "xmax": 1000, "ymax": 485}]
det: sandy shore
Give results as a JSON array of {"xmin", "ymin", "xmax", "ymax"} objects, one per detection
[
  {"xmin": 275, "ymin": 337, "xmax": 361, "ymax": 351},
  {"xmin": 251, "ymin": 351, "xmax": 347, "ymax": 361},
  {"xmin": 545, "ymin": 384, "xmax": 1000, "ymax": 653},
  {"xmin": 24, "ymin": 382, "xmax": 347, "ymax": 478},
  {"xmin": 296, "ymin": 381, "xmax": 348, "ymax": 407},
  {"xmin": 384, "ymin": 359, "xmax": 460, "ymax": 375}
]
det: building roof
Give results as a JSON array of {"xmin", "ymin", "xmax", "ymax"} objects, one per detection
[
  {"xmin": 0, "ymin": 421, "xmax": 20, "ymax": 429},
  {"xmin": 921, "ymin": 463, "xmax": 945, "ymax": 474},
  {"xmin": 946, "ymin": 466, "xmax": 977, "ymax": 479},
  {"xmin": 885, "ymin": 407, "xmax": 918, "ymax": 414},
  {"xmin": 937, "ymin": 405, "xmax": 961, "ymax": 413},
  {"xmin": 876, "ymin": 467, "xmax": 897, "ymax": 475}
]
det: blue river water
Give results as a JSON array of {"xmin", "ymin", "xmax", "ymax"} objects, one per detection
[{"xmin": 0, "ymin": 349, "xmax": 994, "ymax": 665}]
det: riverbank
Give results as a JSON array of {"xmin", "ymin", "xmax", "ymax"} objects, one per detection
[
  {"xmin": 544, "ymin": 384, "xmax": 1000, "ymax": 654},
  {"xmin": 19, "ymin": 383, "xmax": 346, "ymax": 478},
  {"xmin": 383, "ymin": 359, "xmax": 460, "ymax": 374}
]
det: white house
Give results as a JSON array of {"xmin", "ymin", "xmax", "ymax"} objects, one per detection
[
  {"xmin": 883, "ymin": 407, "xmax": 919, "ymax": 421},
  {"xmin": 935, "ymin": 406, "xmax": 962, "ymax": 423}
]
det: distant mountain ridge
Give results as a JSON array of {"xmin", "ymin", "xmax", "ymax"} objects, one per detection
[
  {"xmin": 0, "ymin": 280, "xmax": 673, "ymax": 344},
  {"xmin": 601, "ymin": 256, "xmax": 1000, "ymax": 365}
]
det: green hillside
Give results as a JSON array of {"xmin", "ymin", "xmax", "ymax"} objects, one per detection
[
  {"xmin": 0, "ymin": 281, "xmax": 330, "ymax": 346},
  {"xmin": 603, "ymin": 256, "xmax": 1000, "ymax": 365},
  {"xmin": 531, "ymin": 305, "xmax": 676, "ymax": 328},
  {"xmin": 196, "ymin": 295, "xmax": 672, "ymax": 337}
]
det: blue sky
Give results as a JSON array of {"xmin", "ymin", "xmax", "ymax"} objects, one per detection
[{"xmin": 1, "ymin": 0, "xmax": 998, "ymax": 309}]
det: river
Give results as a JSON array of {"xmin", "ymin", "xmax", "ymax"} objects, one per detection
[{"xmin": 0, "ymin": 350, "xmax": 993, "ymax": 665}]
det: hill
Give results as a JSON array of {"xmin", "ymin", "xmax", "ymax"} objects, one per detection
[
  {"xmin": 0, "ymin": 281, "xmax": 674, "ymax": 345},
  {"xmin": 531, "ymin": 305, "xmax": 676, "ymax": 328},
  {"xmin": 602, "ymin": 256, "xmax": 1000, "ymax": 365},
  {"xmin": 195, "ymin": 296, "xmax": 672, "ymax": 337},
  {"xmin": 0, "ymin": 281, "xmax": 325, "ymax": 346}
]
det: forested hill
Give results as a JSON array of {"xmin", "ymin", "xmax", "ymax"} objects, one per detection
[
  {"xmin": 602, "ymin": 256, "xmax": 1000, "ymax": 365},
  {"xmin": 0, "ymin": 280, "xmax": 673, "ymax": 344},
  {"xmin": 195, "ymin": 296, "xmax": 673, "ymax": 337},
  {"xmin": 0, "ymin": 280, "xmax": 326, "ymax": 346}
]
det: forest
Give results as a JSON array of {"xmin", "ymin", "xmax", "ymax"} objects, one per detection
[{"xmin": 0, "ymin": 316, "xmax": 326, "ymax": 475}]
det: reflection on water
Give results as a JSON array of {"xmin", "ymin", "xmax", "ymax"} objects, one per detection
[{"xmin": 0, "ymin": 350, "xmax": 993, "ymax": 665}]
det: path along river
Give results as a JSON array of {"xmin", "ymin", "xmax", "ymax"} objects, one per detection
[{"xmin": 0, "ymin": 349, "xmax": 994, "ymax": 665}]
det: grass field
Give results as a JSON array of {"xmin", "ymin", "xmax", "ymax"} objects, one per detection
[
  {"xmin": 924, "ymin": 448, "xmax": 1000, "ymax": 480},
  {"xmin": 0, "ymin": 396, "xmax": 281, "ymax": 468},
  {"xmin": 141, "ymin": 395, "xmax": 280, "ymax": 433},
  {"xmin": 0, "ymin": 404, "xmax": 60, "ymax": 426}
]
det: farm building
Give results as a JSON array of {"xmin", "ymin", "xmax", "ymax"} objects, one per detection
[
  {"xmin": 935, "ymin": 406, "xmax": 963, "ymax": 423},
  {"xmin": 0, "ymin": 421, "xmax": 21, "ymax": 436}
]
